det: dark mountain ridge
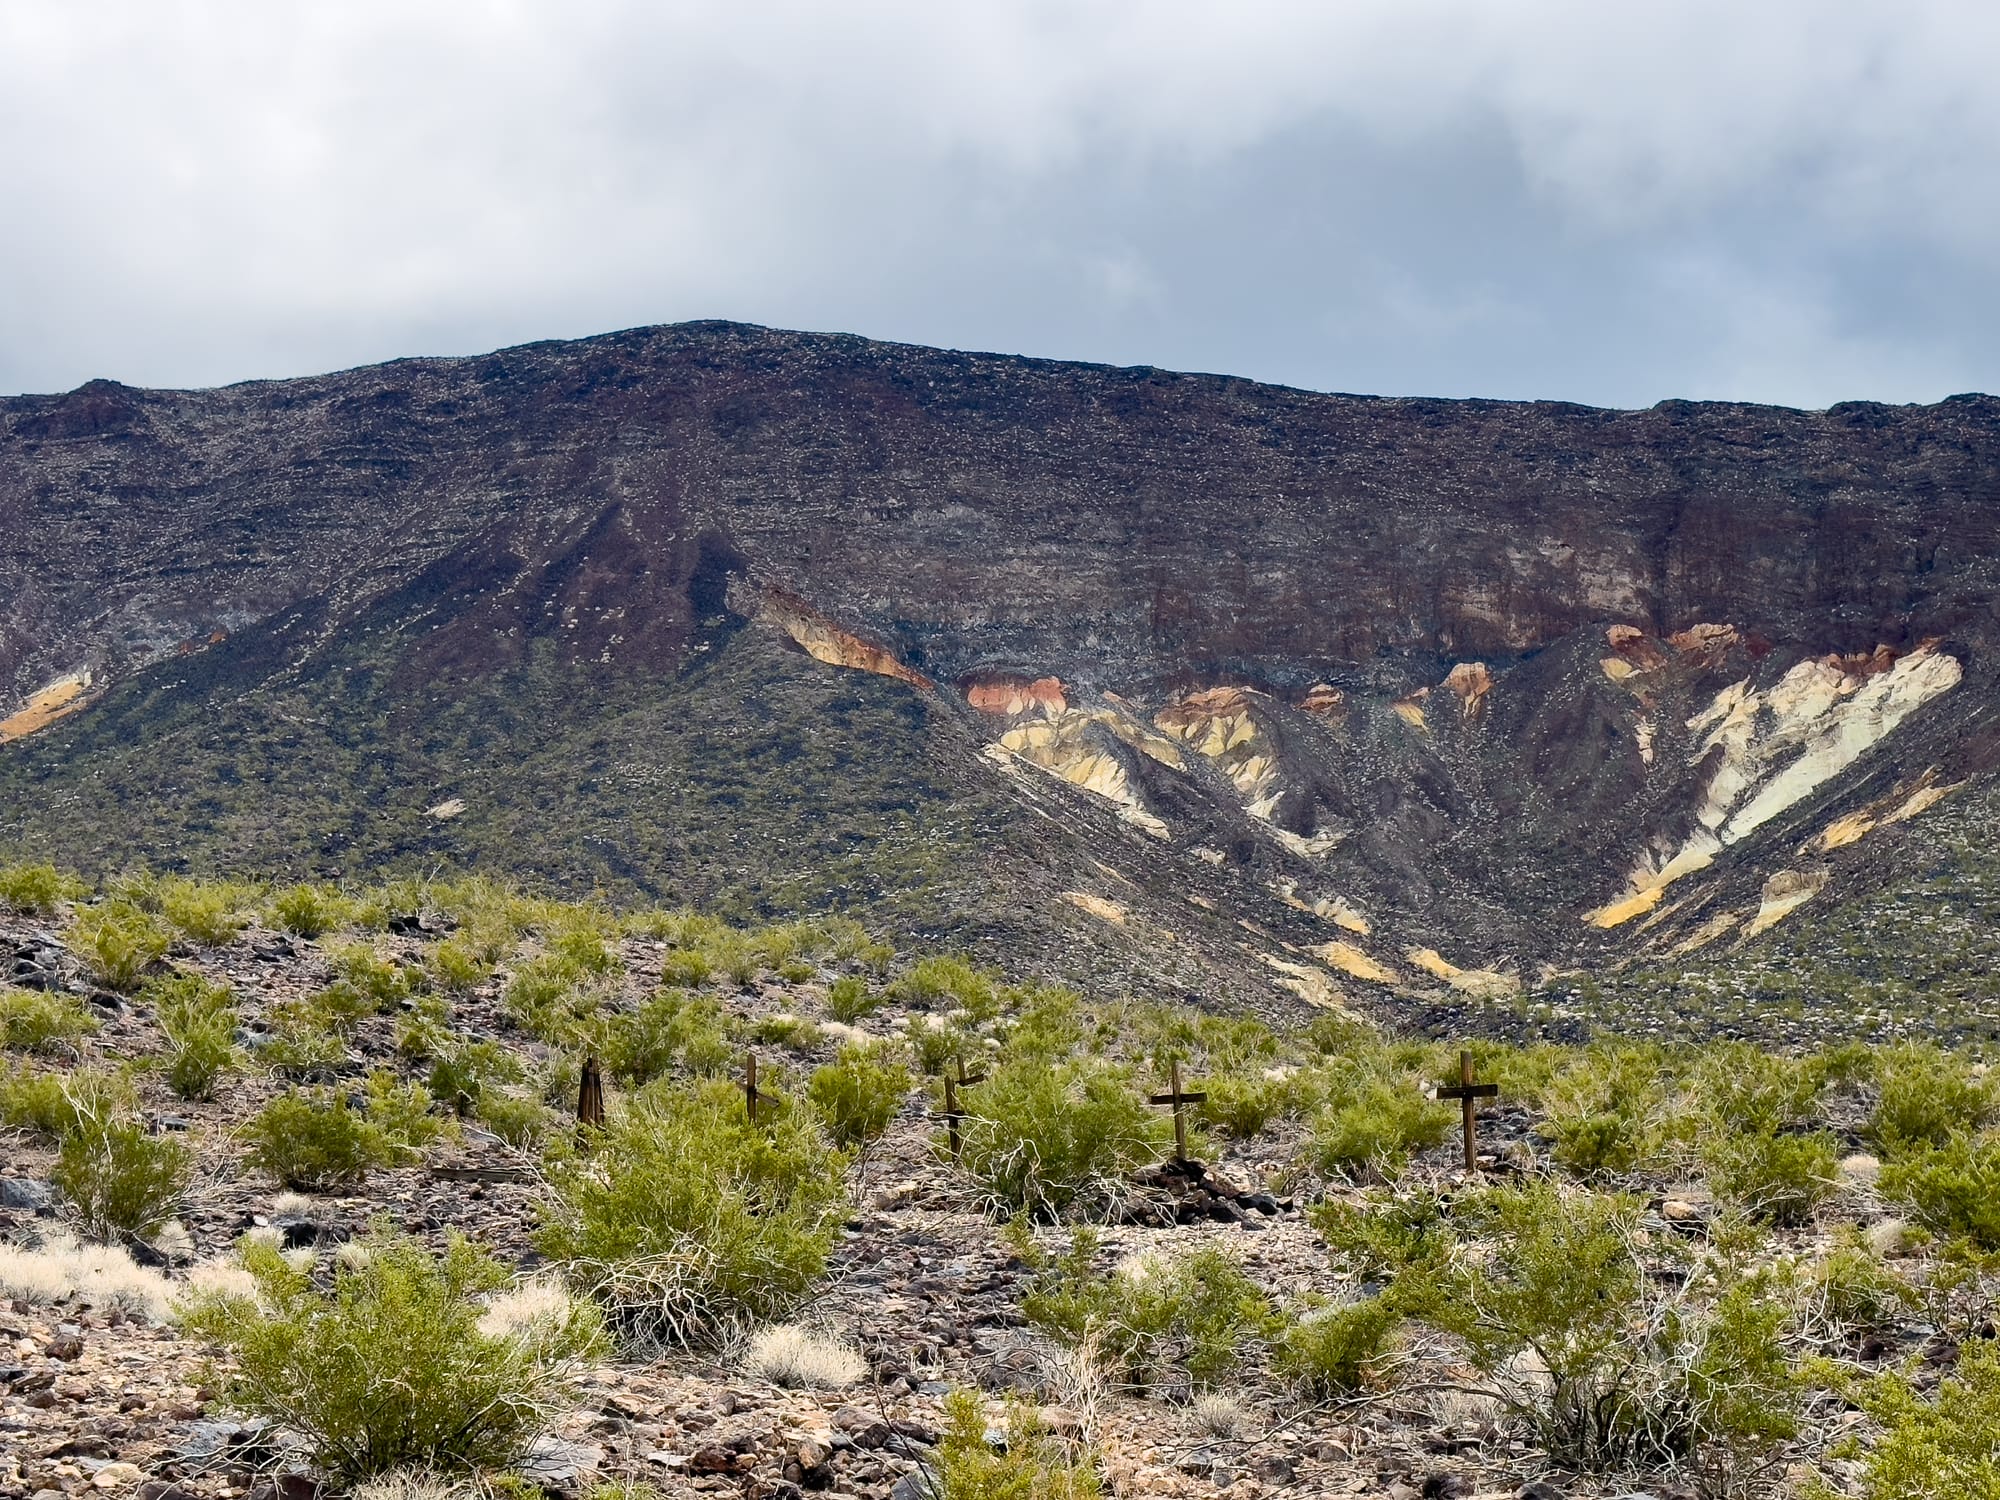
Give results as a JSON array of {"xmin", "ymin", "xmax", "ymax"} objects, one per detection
[{"xmin": 7, "ymin": 321, "xmax": 2000, "ymax": 1036}]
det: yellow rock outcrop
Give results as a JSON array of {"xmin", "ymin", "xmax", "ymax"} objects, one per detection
[{"xmin": 0, "ymin": 671, "xmax": 94, "ymax": 743}]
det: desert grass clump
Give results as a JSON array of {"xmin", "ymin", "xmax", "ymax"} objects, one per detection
[
  {"xmin": 807, "ymin": 1040, "xmax": 910, "ymax": 1147},
  {"xmin": 180, "ymin": 1231, "xmax": 605, "ymax": 1483},
  {"xmin": 953, "ymin": 1056, "xmax": 1169, "ymax": 1218},
  {"xmin": 0, "ymin": 1228, "xmax": 174, "ymax": 1318},
  {"xmin": 744, "ymin": 1323, "xmax": 868, "ymax": 1389},
  {"xmin": 245, "ymin": 1088, "xmax": 398, "ymax": 1192},
  {"xmin": 0, "ymin": 861, "xmax": 86, "ymax": 914},
  {"xmin": 0, "ymin": 1062, "xmax": 135, "ymax": 1140},
  {"xmin": 0, "ymin": 985, "xmax": 97, "ymax": 1054},
  {"xmin": 68, "ymin": 900, "xmax": 172, "ymax": 992},
  {"xmin": 269, "ymin": 883, "xmax": 353, "ymax": 940},
  {"xmin": 826, "ymin": 974, "xmax": 882, "ymax": 1024},
  {"xmin": 157, "ymin": 876, "xmax": 257, "ymax": 946},
  {"xmin": 151, "ymin": 970, "xmax": 240, "ymax": 1099},
  {"xmin": 53, "ymin": 1112, "xmax": 194, "ymax": 1241},
  {"xmin": 538, "ymin": 1077, "xmax": 849, "ymax": 1346}
]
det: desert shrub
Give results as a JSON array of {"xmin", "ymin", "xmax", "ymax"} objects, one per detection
[
  {"xmin": 478, "ymin": 1090, "xmax": 553, "ymax": 1149},
  {"xmin": 245, "ymin": 1088, "xmax": 398, "ymax": 1191},
  {"xmin": 537, "ymin": 1077, "xmax": 850, "ymax": 1345},
  {"xmin": 157, "ymin": 876, "xmax": 255, "ymax": 946},
  {"xmin": 1417, "ymin": 1181, "xmax": 1801, "ymax": 1477},
  {"xmin": 53, "ymin": 1112, "xmax": 193, "ymax": 1240},
  {"xmin": 502, "ymin": 955, "xmax": 606, "ymax": 1044},
  {"xmin": 258, "ymin": 1003, "xmax": 351, "ymax": 1079},
  {"xmin": 0, "ymin": 1063, "xmax": 135, "ymax": 1140},
  {"xmin": 1311, "ymin": 1072, "xmax": 1452, "ymax": 1178},
  {"xmin": 953, "ymin": 1056, "xmax": 1169, "ymax": 1217},
  {"xmin": 428, "ymin": 1039, "xmax": 525, "ymax": 1116},
  {"xmin": 1310, "ymin": 1189, "xmax": 1456, "ymax": 1282},
  {"xmin": 1539, "ymin": 1044, "xmax": 1668, "ymax": 1179},
  {"xmin": 826, "ymin": 975, "xmax": 880, "ymax": 1024},
  {"xmin": 365, "ymin": 1070, "xmax": 450, "ymax": 1155},
  {"xmin": 1196, "ymin": 1072, "xmax": 1286, "ymax": 1140},
  {"xmin": 0, "ymin": 861, "xmax": 85, "ymax": 914},
  {"xmin": 0, "ymin": 986, "xmax": 97, "ymax": 1053},
  {"xmin": 1273, "ymin": 1295, "xmax": 1400, "ymax": 1395},
  {"xmin": 269, "ymin": 883, "xmax": 352, "ymax": 939},
  {"xmin": 1683, "ymin": 1043, "xmax": 1823, "ymax": 1136},
  {"xmin": 1869, "ymin": 1043, "xmax": 1996, "ymax": 1157},
  {"xmin": 1703, "ymin": 1128, "xmax": 1839, "ymax": 1226},
  {"xmin": 657, "ymin": 948, "xmax": 714, "ymax": 987},
  {"xmin": 427, "ymin": 939, "xmax": 492, "ymax": 995},
  {"xmin": 744, "ymin": 1324, "xmax": 867, "ymax": 1389},
  {"xmin": 932, "ymin": 1387, "xmax": 1100, "ymax": 1500},
  {"xmin": 807, "ymin": 1041, "xmax": 910, "ymax": 1147},
  {"xmin": 1838, "ymin": 1329, "xmax": 2000, "ymax": 1499},
  {"xmin": 68, "ymin": 901, "xmax": 172, "ymax": 992},
  {"xmin": 908, "ymin": 1015, "xmax": 985, "ymax": 1076},
  {"xmin": 1880, "ymin": 1133, "xmax": 2000, "ymax": 1249},
  {"xmin": 180, "ymin": 1231, "xmax": 604, "ymax": 1482},
  {"xmin": 1801, "ymin": 1233, "xmax": 1916, "ymax": 1335},
  {"xmin": 151, "ymin": 971, "xmax": 239, "ymax": 1099},
  {"xmin": 599, "ymin": 989, "xmax": 733, "ymax": 1086},
  {"xmin": 749, "ymin": 1013, "xmax": 823, "ymax": 1051},
  {"xmin": 888, "ymin": 955, "xmax": 1000, "ymax": 1017}
]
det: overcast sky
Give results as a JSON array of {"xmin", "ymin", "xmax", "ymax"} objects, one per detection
[{"xmin": 2, "ymin": 1, "xmax": 1996, "ymax": 408}]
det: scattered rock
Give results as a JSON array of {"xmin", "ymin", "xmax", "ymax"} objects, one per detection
[
  {"xmin": 0, "ymin": 1178, "xmax": 53, "ymax": 1213},
  {"xmin": 90, "ymin": 1463, "xmax": 148, "ymax": 1491}
]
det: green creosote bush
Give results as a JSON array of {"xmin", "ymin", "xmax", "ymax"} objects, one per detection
[
  {"xmin": 1273, "ymin": 1295, "xmax": 1401, "ymax": 1396},
  {"xmin": 428, "ymin": 1039, "xmax": 526, "ymax": 1116},
  {"xmin": 269, "ymin": 883, "xmax": 352, "ymax": 940},
  {"xmin": 599, "ymin": 989, "xmax": 733, "ymax": 1086},
  {"xmin": 0, "ymin": 861, "xmax": 86, "ymax": 914},
  {"xmin": 1413, "ymin": 1180, "xmax": 1801, "ymax": 1478},
  {"xmin": 888, "ymin": 954, "xmax": 1000, "ymax": 1018},
  {"xmin": 1868, "ymin": 1043, "xmax": 1996, "ymax": 1157},
  {"xmin": 53, "ymin": 1111, "xmax": 193, "ymax": 1241},
  {"xmin": 932, "ymin": 1387, "xmax": 1100, "ymax": 1500},
  {"xmin": 1800, "ymin": 1233, "xmax": 1916, "ymax": 1335},
  {"xmin": 150, "ymin": 970, "xmax": 239, "ymax": 1100},
  {"xmin": 657, "ymin": 948, "xmax": 714, "ymax": 988},
  {"xmin": 179, "ymin": 1231, "xmax": 605, "ymax": 1483},
  {"xmin": 478, "ymin": 1089, "xmax": 554, "ymax": 1149},
  {"xmin": 68, "ymin": 900, "xmax": 172, "ymax": 993},
  {"xmin": 826, "ymin": 975, "xmax": 881, "ymax": 1024},
  {"xmin": 1538, "ymin": 1044, "xmax": 1667, "ymax": 1180},
  {"xmin": 427, "ymin": 937, "xmax": 493, "ymax": 995},
  {"xmin": 364, "ymin": 1069, "xmax": 451, "ymax": 1155},
  {"xmin": 0, "ymin": 1063, "xmax": 135, "ymax": 1141},
  {"xmin": 502, "ymin": 954, "xmax": 608, "ymax": 1044},
  {"xmin": 0, "ymin": 985, "xmax": 98, "ymax": 1054},
  {"xmin": 1879, "ymin": 1132, "xmax": 2000, "ymax": 1250},
  {"xmin": 1702, "ymin": 1127, "xmax": 1840, "ymax": 1227},
  {"xmin": 258, "ymin": 1002, "xmax": 351, "ymax": 1080},
  {"xmin": 1311, "ymin": 1071, "xmax": 1452, "ymax": 1179},
  {"xmin": 537, "ymin": 1077, "xmax": 850, "ymax": 1346},
  {"xmin": 156, "ymin": 876, "xmax": 256, "ymax": 947},
  {"xmin": 908, "ymin": 1015, "xmax": 985, "ymax": 1077},
  {"xmin": 1309, "ymin": 1189, "xmax": 1456, "ymax": 1283},
  {"xmin": 244, "ymin": 1088, "xmax": 399, "ymax": 1192},
  {"xmin": 953, "ymin": 1056, "xmax": 1171, "ymax": 1219},
  {"xmin": 807, "ymin": 1040, "xmax": 910, "ymax": 1147},
  {"xmin": 1832, "ymin": 1329, "xmax": 2000, "ymax": 1499},
  {"xmin": 1195, "ymin": 1071, "xmax": 1286, "ymax": 1141},
  {"xmin": 749, "ymin": 1013, "xmax": 823, "ymax": 1051}
]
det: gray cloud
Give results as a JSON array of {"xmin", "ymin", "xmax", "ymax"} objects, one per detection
[{"xmin": 2, "ymin": 0, "xmax": 1995, "ymax": 406}]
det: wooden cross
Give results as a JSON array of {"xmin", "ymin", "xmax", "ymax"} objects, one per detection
[
  {"xmin": 1149, "ymin": 1060, "xmax": 1207, "ymax": 1164},
  {"xmin": 941, "ymin": 1057, "xmax": 988, "ymax": 1159},
  {"xmin": 742, "ymin": 1053, "xmax": 764, "ymax": 1123},
  {"xmin": 1436, "ymin": 1049, "xmax": 1499, "ymax": 1172},
  {"xmin": 575, "ymin": 1055, "xmax": 605, "ymax": 1129}
]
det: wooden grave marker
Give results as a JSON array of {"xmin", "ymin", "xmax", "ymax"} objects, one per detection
[
  {"xmin": 1436, "ymin": 1048, "xmax": 1499, "ymax": 1172},
  {"xmin": 942, "ymin": 1056, "xmax": 988, "ymax": 1159},
  {"xmin": 1149, "ymin": 1060, "xmax": 1207, "ymax": 1164}
]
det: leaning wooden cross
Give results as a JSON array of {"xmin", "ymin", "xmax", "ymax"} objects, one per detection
[
  {"xmin": 1436, "ymin": 1049, "xmax": 1499, "ymax": 1172},
  {"xmin": 742, "ymin": 1053, "xmax": 764, "ymax": 1122},
  {"xmin": 1150, "ymin": 1060, "xmax": 1207, "ymax": 1164},
  {"xmin": 941, "ymin": 1057, "xmax": 988, "ymax": 1160}
]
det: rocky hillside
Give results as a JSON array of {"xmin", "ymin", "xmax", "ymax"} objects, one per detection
[{"xmin": 4, "ymin": 324, "xmax": 2000, "ymax": 1031}]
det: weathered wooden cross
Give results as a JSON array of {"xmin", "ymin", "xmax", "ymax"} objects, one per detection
[
  {"xmin": 742, "ymin": 1052, "xmax": 765, "ymax": 1122},
  {"xmin": 575, "ymin": 1054, "xmax": 606, "ymax": 1129},
  {"xmin": 1437, "ymin": 1049, "xmax": 1499, "ymax": 1172},
  {"xmin": 941, "ymin": 1057, "xmax": 988, "ymax": 1159},
  {"xmin": 1150, "ymin": 1060, "xmax": 1207, "ymax": 1164}
]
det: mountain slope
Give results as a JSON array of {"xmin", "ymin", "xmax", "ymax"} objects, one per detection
[{"xmin": 6, "ymin": 322, "xmax": 2000, "ymax": 1034}]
